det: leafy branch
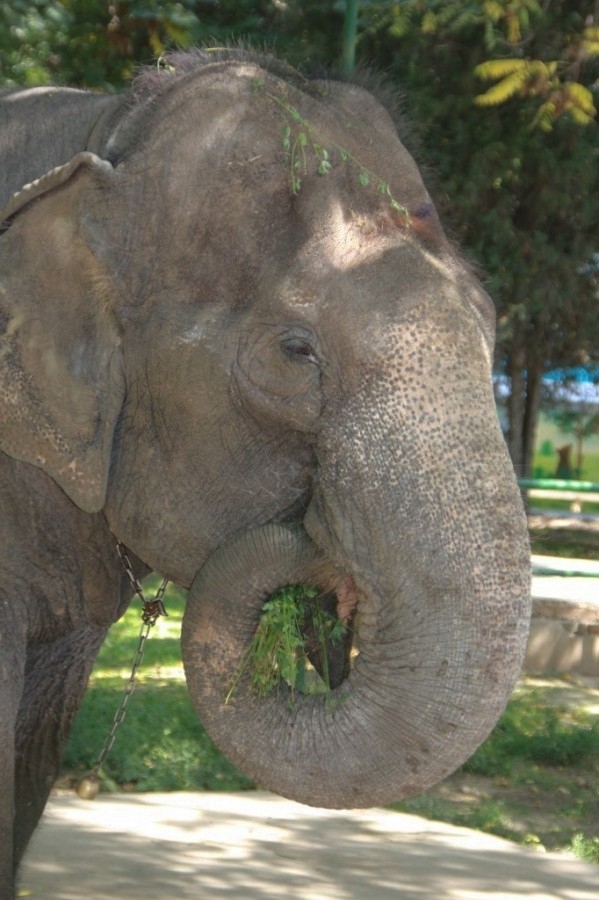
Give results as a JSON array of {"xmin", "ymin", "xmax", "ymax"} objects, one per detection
[
  {"xmin": 474, "ymin": 55, "xmax": 597, "ymax": 130},
  {"xmin": 226, "ymin": 585, "xmax": 348, "ymax": 707},
  {"xmin": 366, "ymin": 2, "xmax": 598, "ymax": 132},
  {"xmin": 469, "ymin": 7, "xmax": 599, "ymax": 129},
  {"xmin": 426, "ymin": 4, "xmax": 599, "ymax": 129},
  {"xmin": 255, "ymin": 82, "xmax": 409, "ymax": 216}
]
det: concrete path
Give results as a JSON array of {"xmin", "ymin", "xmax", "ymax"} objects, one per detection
[
  {"xmin": 20, "ymin": 792, "xmax": 598, "ymax": 899},
  {"xmin": 531, "ymin": 555, "xmax": 599, "ymax": 609},
  {"xmin": 532, "ymin": 574, "xmax": 598, "ymax": 607},
  {"xmin": 531, "ymin": 555, "xmax": 599, "ymax": 578}
]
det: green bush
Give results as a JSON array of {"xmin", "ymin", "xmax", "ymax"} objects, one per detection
[{"xmin": 570, "ymin": 833, "xmax": 599, "ymax": 864}]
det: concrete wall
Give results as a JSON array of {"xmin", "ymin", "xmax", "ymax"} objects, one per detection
[{"xmin": 524, "ymin": 618, "xmax": 599, "ymax": 676}]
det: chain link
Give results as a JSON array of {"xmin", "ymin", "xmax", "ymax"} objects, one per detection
[
  {"xmin": 117, "ymin": 543, "xmax": 169, "ymax": 625},
  {"xmin": 90, "ymin": 619, "xmax": 153, "ymax": 775},
  {"xmin": 76, "ymin": 544, "xmax": 169, "ymax": 793}
]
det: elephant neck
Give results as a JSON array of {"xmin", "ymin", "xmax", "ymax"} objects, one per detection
[{"xmin": 0, "ymin": 452, "xmax": 134, "ymax": 639}]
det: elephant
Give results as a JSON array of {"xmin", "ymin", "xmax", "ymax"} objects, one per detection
[{"xmin": 0, "ymin": 48, "xmax": 531, "ymax": 896}]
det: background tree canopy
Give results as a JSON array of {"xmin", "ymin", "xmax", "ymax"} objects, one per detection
[{"xmin": 1, "ymin": 0, "xmax": 597, "ymax": 476}]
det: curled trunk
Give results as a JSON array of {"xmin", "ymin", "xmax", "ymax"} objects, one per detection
[{"xmin": 182, "ymin": 520, "xmax": 529, "ymax": 808}]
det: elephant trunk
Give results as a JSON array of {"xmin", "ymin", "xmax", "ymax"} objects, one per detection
[
  {"xmin": 183, "ymin": 442, "xmax": 529, "ymax": 808},
  {"xmin": 182, "ymin": 376, "xmax": 531, "ymax": 808}
]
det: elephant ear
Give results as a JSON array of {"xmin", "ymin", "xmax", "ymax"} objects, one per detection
[{"xmin": 0, "ymin": 152, "xmax": 125, "ymax": 513}]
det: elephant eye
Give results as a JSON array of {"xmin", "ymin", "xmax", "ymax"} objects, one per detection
[{"xmin": 282, "ymin": 338, "xmax": 318, "ymax": 364}]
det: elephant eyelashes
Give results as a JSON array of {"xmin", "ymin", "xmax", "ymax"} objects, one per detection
[{"xmin": 282, "ymin": 339, "xmax": 318, "ymax": 364}]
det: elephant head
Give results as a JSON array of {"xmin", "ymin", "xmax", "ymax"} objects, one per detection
[{"xmin": 0, "ymin": 52, "xmax": 530, "ymax": 809}]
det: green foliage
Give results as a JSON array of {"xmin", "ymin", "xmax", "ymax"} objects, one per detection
[
  {"xmin": 474, "ymin": 59, "xmax": 559, "ymax": 106},
  {"xmin": 227, "ymin": 584, "xmax": 347, "ymax": 702},
  {"xmin": 64, "ymin": 681, "xmax": 254, "ymax": 791},
  {"xmin": 549, "ymin": 409, "xmax": 599, "ymax": 443},
  {"xmin": 261, "ymin": 86, "xmax": 408, "ymax": 212},
  {"xmin": 539, "ymin": 439, "xmax": 554, "ymax": 456},
  {"xmin": 0, "ymin": 0, "xmax": 205, "ymax": 88},
  {"xmin": 397, "ymin": 793, "xmax": 522, "ymax": 844},
  {"xmin": 544, "ymin": 377, "xmax": 599, "ymax": 476},
  {"xmin": 583, "ymin": 24, "xmax": 599, "ymax": 53},
  {"xmin": 393, "ymin": 683, "xmax": 599, "ymax": 859},
  {"xmin": 528, "ymin": 480, "xmax": 599, "ymax": 536},
  {"xmin": 570, "ymin": 833, "xmax": 599, "ymax": 864},
  {"xmin": 362, "ymin": 2, "xmax": 598, "ymax": 130},
  {"xmin": 0, "ymin": 1, "xmax": 343, "ymax": 89},
  {"xmin": 464, "ymin": 693, "xmax": 599, "ymax": 774},
  {"xmin": 360, "ymin": 1, "xmax": 599, "ymax": 476},
  {"xmin": 475, "ymin": 58, "xmax": 597, "ymax": 129},
  {"xmin": 63, "ymin": 582, "xmax": 254, "ymax": 792}
]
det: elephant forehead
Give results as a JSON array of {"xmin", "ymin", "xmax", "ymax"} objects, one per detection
[
  {"xmin": 294, "ymin": 199, "xmax": 444, "ymax": 270},
  {"xmin": 274, "ymin": 207, "xmax": 460, "ymax": 316},
  {"xmin": 149, "ymin": 76, "xmax": 437, "ymax": 231}
]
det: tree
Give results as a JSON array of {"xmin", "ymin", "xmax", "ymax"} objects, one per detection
[
  {"xmin": 0, "ymin": 0, "xmax": 203, "ymax": 88},
  {"xmin": 549, "ymin": 410, "xmax": 599, "ymax": 478},
  {"xmin": 0, "ymin": 1, "xmax": 343, "ymax": 90},
  {"xmin": 544, "ymin": 370, "xmax": 599, "ymax": 477},
  {"xmin": 359, "ymin": 1, "xmax": 599, "ymax": 476},
  {"xmin": 342, "ymin": 0, "xmax": 360, "ymax": 72}
]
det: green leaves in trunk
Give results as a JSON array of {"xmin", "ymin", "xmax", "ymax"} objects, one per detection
[{"xmin": 226, "ymin": 585, "xmax": 347, "ymax": 704}]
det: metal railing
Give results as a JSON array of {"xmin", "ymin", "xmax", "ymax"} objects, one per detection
[{"xmin": 519, "ymin": 478, "xmax": 599, "ymax": 511}]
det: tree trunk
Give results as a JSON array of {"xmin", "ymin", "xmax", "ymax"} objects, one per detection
[
  {"xmin": 506, "ymin": 345, "xmax": 542, "ymax": 479},
  {"xmin": 575, "ymin": 425, "xmax": 584, "ymax": 479},
  {"xmin": 341, "ymin": 0, "xmax": 359, "ymax": 73},
  {"xmin": 507, "ymin": 345, "xmax": 525, "ymax": 474},
  {"xmin": 522, "ymin": 361, "xmax": 542, "ymax": 479}
]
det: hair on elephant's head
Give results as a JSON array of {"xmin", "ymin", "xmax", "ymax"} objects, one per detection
[{"xmin": 0, "ymin": 49, "xmax": 530, "ymax": 809}]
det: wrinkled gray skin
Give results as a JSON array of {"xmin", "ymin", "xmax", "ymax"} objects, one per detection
[{"xmin": 0, "ymin": 50, "xmax": 531, "ymax": 897}]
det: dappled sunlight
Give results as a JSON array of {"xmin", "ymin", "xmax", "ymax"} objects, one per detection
[
  {"xmin": 22, "ymin": 792, "xmax": 599, "ymax": 899},
  {"xmin": 514, "ymin": 674, "xmax": 599, "ymax": 717},
  {"xmin": 90, "ymin": 666, "xmax": 185, "ymax": 685},
  {"xmin": 92, "ymin": 582, "xmax": 186, "ymax": 680}
]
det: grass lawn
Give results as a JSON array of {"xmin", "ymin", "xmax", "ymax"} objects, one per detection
[
  {"xmin": 529, "ymin": 527, "xmax": 599, "ymax": 559},
  {"xmin": 62, "ymin": 581, "xmax": 253, "ymax": 794},
  {"xmin": 391, "ymin": 679, "xmax": 599, "ymax": 863},
  {"xmin": 532, "ymin": 450, "xmax": 599, "ymax": 482},
  {"xmin": 62, "ymin": 551, "xmax": 599, "ymax": 865}
]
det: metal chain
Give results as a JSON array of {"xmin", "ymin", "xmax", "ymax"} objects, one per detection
[
  {"xmin": 116, "ymin": 543, "xmax": 169, "ymax": 625},
  {"xmin": 75, "ymin": 545, "xmax": 169, "ymax": 797}
]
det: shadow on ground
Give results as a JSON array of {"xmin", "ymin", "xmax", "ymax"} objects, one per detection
[{"xmin": 21, "ymin": 792, "xmax": 597, "ymax": 899}]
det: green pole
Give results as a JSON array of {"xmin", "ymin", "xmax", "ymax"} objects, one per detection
[{"xmin": 341, "ymin": 0, "xmax": 359, "ymax": 74}]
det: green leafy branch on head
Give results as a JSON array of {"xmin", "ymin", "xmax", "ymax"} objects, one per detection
[{"xmin": 256, "ymin": 86, "xmax": 409, "ymax": 217}]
